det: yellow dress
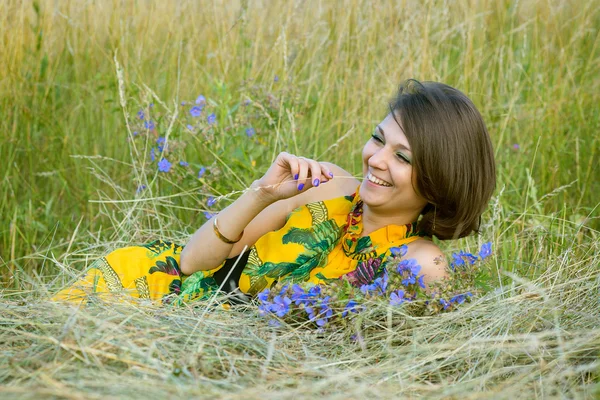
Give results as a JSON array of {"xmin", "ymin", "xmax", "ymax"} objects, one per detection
[{"xmin": 52, "ymin": 186, "xmax": 424, "ymax": 304}]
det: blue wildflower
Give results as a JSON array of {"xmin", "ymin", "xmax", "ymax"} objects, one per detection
[
  {"xmin": 307, "ymin": 285, "xmax": 322, "ymax": 297},
  {"xmin": 451, "ymin": 252, "xmax": 465, "ymax": 267},
  {"xmin": 203, "ymin": 211, "xmax": 217, "ymax": 219},
  {"xmin": 136, "ymin": 184, "xmax": 147, "ymax": 194},
  {"xmin": 270, "ymin": 295, "xmax": 292, "ymax": 317},
  {"xmin": 417, "ymin": 275, "xmax": 426, "ymax": 289},
  {"xmin": 478, "ymin": 242, "xmax": 492, "ymax": 260},
  {"xmin": 158, "ymin": 158, "xmax": 172, "ymax": 173},
  {"xmin": 156, "ymin": 136, "xmax": 166, "ymax": 152},
  {"xmin": 150, "ymin": 148, "xmax": 156, "ymax": 162},
  {"xmin": 144, "ymin": 120, "xmax": 155, "ymax": 130},
  {"xmin": 195, "ymin": 95, "xmax": 206, "ymax": 105},
  {"xmin": 389, "ymin": 290, "xmax": 406, "ymax": 306},
  {"xmin": 245, "ymin": 127, "xmax": 256, "ymax": 138},
  {"xmin": 181, "ymin": 101, "xmax": 186, "ymax": 106},
  {"xmin": 198, "ymin": 167, "xmax": 206, "ymax": 179},
  {"xmin": 257, "ymin": 288, "xmax": 270, "ymax": 302},
  {"xmin": 274, "ymin": 75, "xmax": 279, "ymax": 82},
  {"xmin": 316, "ymin": 300, "xmax": 333, "ymax": 327},
  {"xmin": 401, "ymin": 275, "xmax": 416, "ymax": 286},
  {"xmin": 342, "ymin": 300, "xmax": 360, "ymax": 317},
  {"xmin": 452, "ymin": 251, "xmax": 478, "ymax": 266},
  {"xmin": 290, "ymin": 284, "xmax": 307, "ymax": 305},
  {"xmin": 440, "ymin": 298, "xmax": 451, "ymax": 310},
  {"xmin": 390, "ymin": 245, "xmax": 408, "ymax": 257},
  {"xmin": 137, "ymin": 110, "xmax": 144, "ymax": 120},
  {"xmin": 207, "ymin": 113, "xmax": 216, "ymax": 125},
  {"xmin": 305, "ymin": 305, "xmax": 317, "ymax": 320},
  {"xmin": 179, "ymin": 161, "xmax": 189, "ymax": 167},
  {"xmin": 190, "ymin": 106, "xmax": 202, "ymax": 117},
  {"xmin": 397, "ymin": 258, "xmax": 421, "ymax": 277},
  {"xmin": 207, "ymin": 196, "xmax": 217, "ymax": 207},
  {"xmin": 450, "ymin": 292, "xmax": 473, "ymax": 305},
  {"xmin": 243, "ymin": 99, "xmax": 251, "ymax": 106},
  {"xmin": 133, "ymin": 131, "xmax": 138, "ymax": 136},
  {"xmin": 149, "ymin": 103, "xmax": 154, "ymax": 108},
  {"xmin": 186, "ymin": 124, "xmax": 194, "ymax": 131}
]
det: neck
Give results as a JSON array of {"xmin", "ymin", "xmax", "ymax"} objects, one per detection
[{"xmin": 360, "ymin": 204, "xmax": 421, "ymax": 237}]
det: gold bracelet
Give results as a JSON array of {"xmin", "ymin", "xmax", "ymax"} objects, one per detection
[{"xmin": 213, "ymin": 217, "xmax": 244, "ymax": 244}]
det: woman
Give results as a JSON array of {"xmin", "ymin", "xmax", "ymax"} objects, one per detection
[{"xmin": 52, "ymin": 79, "xmax": 496, "ymax": 305}]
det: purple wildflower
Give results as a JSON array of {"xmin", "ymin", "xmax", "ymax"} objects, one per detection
[
  {"xmin": 156, "ymin": 136, "xmax": 166, "ymax": 152},
  {"xmin": 390, "ymin": 245, "xmax": 408, "ymax": 257},
  {"xmin": 389, "ymin": 290, "xmax": 406, "ymax": 306},
  {"xmin": 158, "ymin": 158, "xmax": 172, "ymax": 173},
  {"xmin": 270, "ymin": 295, "xmax": 292, "ymax": 317},
  {"xmin": 150, "ymin": 148, "xmax": 156, "ymax": 162},
  {"xmin": 186, "ymin": 124, "xmax": 194, "ymax": 131},
  {"xmin": 257, "ymin": 288, "xmax": 270, "ymax": 302},
  {"xmin": 207, "ymin": 113, "xmax": 216, "ymax": 125},
  {"xmin": 274, "ymin": 75, "xmax": 279, "ymax": 82},
  {"xmin": 342, "ymin": 300, "xmax": 360, "ymax": 317},
  {"xmin": 440, "ymin": 298, "xmax": 451, "ymax": 310},
  {"xmin": 190, "ymin": 106, "xmax": 202, "ymax": 117},
  {"xmin": 195, "ymin": 95, "xmax": 206, "ymax": 105},
  {"xmin": 136, "ymin": 184, "xmax": 147, "ymax": 194},
  {"xmin": 245, "ymin": 127, "xmax": 256, "ymax": 138},
  {"xmin": 203, "ymin": 211, "xmax": 217, "ymax": 219},
  {"xmin": 144, "ymin": 120, "xmax": 155, "ymax": 130},
  {"xmin": 179, "ymin": 161, "xmax": 189, "ymax": 167},
  {"xmin": 207, "ymin": 196, "xmax": 217, "ymax": 207},
  {"xmin": 137, "ymin": 110, "xmax": 144, "ymax": 120},
  {"xmin": 478, "ymin": 242, "xmax": 492, "ymax": 260},
  {"xmin": 198, "ymin": 167, "xmax": 206, "ymax": 179}
]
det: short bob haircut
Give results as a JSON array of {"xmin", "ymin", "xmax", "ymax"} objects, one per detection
[{"xmin": 389, "ymin": 79, "xmax": 496, "ymax": 240}]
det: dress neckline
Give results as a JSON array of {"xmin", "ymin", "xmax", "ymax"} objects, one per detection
[{"xmin": 340, "ymin": 186, "xmax": 421, "ymax": 260}]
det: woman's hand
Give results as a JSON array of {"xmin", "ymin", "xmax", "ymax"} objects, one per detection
[{"xmin": 251, "ymin": 152, "xmax": 334, "ymax": 204}]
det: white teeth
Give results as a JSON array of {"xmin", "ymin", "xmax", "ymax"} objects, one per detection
[{"xmin": 367, "ymin": 173, "xmax": 392, "ymax": 187}]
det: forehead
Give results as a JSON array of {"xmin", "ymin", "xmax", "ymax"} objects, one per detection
[{"xmin": 378, "ymin": 113, "xmax": 411, "ymax": 150}]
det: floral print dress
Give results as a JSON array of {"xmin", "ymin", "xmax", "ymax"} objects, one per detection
[{"xmin": 52, "ymin": 186, "xmax": 424, "ymax": 304}]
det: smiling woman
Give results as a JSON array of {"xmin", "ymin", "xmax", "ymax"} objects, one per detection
[{"xmin": 52, "ymin": 79, "xmax": 496, "ymax": 305}]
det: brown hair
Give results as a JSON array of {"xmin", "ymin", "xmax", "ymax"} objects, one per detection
[{"xmin": 389, "ymin": 79, "xmax": 496, "ymax": 240}]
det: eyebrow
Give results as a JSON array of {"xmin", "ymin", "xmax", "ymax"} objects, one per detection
[{"xmin": 376, "ymin": 125, "xmax": 411, "ymax": 152}]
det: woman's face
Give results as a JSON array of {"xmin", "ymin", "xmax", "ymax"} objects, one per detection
[{"xmin": 360, "ymin": 113, "xmax": 428, "ymax": 219}]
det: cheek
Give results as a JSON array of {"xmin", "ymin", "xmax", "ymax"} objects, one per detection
[{"xmin": 361, "ymin": 143, "xmax": 372, "ymax": 174}]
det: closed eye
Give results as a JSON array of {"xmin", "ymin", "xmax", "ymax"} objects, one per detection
[{"xmin": 370, "ymin": 133, "xmax": 411, "ymax": 164}]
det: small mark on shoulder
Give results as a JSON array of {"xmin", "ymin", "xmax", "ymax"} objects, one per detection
[{"xmin": 433, "ymin": 255, "xmax": 445, "ymax": 265}]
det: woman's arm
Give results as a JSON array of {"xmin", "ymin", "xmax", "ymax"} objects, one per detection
[
  {"xmin": 179, "ymin": 183, "xmax": 281, "ymax": 274},
  {"xmin": 179, "ymin": 152, "xmax": 339, "ymax": 275}
]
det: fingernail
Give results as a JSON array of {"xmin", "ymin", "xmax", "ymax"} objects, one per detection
[
  {"xmin": 298, "ymin": 183, "xmax": 304, "ymax": 190},
  {"xmin": 294, "ymin": 174, "xmax": 299, "ymax": 180},
  {"xmin": 313, "ymin": 179, "xmax": 320, "ymax": 187},
  {"xmin": 329, "ymin": 172, "xmax": 334, "ymax": 177}
]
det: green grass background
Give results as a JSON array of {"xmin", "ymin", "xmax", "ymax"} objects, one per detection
[{"xmin": 1, "ymin": 0, "xmax": 599, "ymax": 398}]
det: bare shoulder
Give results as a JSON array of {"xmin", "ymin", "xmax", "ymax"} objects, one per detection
[
  {"xmin": 405, "ymin": 239, "xmax": 450, "ymax": 286},
  {"xmin": 291, "ymin": 162, "xmax": 360, "ymax": 208}
]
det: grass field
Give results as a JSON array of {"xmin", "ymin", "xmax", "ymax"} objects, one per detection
[{"xmin": 1, "ymin": 0, "xmax": 599, "ymax": 398}]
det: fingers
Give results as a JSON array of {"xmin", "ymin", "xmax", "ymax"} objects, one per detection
[{"xmin": 295, "ymin": 156, "xmax": 333, "ymax": 191}]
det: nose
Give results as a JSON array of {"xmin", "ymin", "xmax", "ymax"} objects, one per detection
[{"xmin": 368, "ymin": 146, "xmax": 389, "ymax": 171}]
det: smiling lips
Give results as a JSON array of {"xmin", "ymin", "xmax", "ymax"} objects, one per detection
[{"xmin": 367, "ymin": 172, "xmax": 392, "ymax": 187}]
